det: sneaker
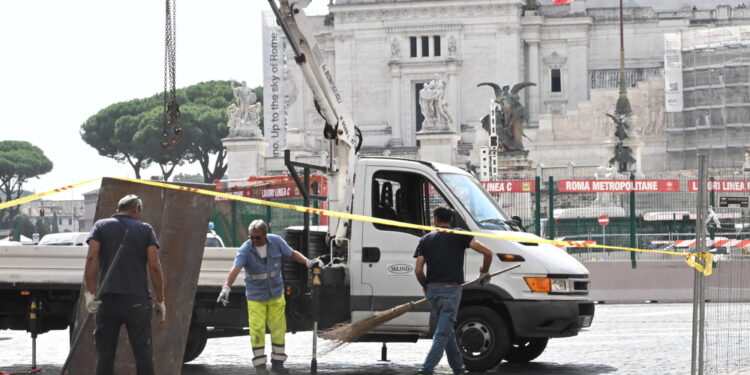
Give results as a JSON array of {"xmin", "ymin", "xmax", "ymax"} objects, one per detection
[
  {"xmin": 270, "ymin": 359, "xmax": 290, "ymax": 374},
  {"xmin": 255, "ymin": 364, "xmax": 269, "ymax": 375}
]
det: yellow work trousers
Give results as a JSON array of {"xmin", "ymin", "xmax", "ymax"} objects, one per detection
[{"xmin": 247, "ymin": 295, "xmax": 287, "ymax": 367}]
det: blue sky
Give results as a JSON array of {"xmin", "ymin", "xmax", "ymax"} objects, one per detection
[{"xmin": 0, "ymin": 0, "xmax": 326, "ymax": 199}]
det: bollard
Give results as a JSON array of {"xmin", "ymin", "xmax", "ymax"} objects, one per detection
[
  {"xmin": 29, "ymin": 298, "xmax": 39, "ymax": 370},
  {"xmin": 311, "ymin": 266, "xmax": 322, "ymax": 375},
  {"xmin": 380, "ymin": 342, "xmax": 390, "ymax": 362}
]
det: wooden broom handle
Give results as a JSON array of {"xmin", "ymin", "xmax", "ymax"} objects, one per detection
[{"xmin": 411, "ymin": 264, "xmax": 522, "ymax": 306}]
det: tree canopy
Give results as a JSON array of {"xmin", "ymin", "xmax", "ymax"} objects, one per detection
[
  {"xmin": 0, "ymin": 141, "xmax": 53, "ymax": 223},
  {"xmin": 80, "ymin": 80, "xmax": 261, "ymax": 182}
]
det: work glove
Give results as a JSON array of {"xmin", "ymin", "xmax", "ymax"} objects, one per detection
[
  {"xmin": 154, "ymin": 300, "xmax": 167, "ymax": 323},
  {"xmin": 306, "ymin": 258, "xmax": 324, "ymax": 269},
  {"xmin": 84, "ymin": 291, "xmax": 101, "ymax": 313},
  {"xmin": 217, "ymin": 285, "xmax": 231, "ymax": 306},
  {"xmin": 479, "ymin": 271, "xmax": 491, "ymax": 286}
]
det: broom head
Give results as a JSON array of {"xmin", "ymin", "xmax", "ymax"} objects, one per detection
[{"xmin": 320, "ymin": 300, "xmax": 420, "ymax": 353}]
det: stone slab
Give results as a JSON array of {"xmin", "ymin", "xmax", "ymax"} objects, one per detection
[{"xmin": 67, "ymin": 177, "xmax": 214, "ymax": 375}]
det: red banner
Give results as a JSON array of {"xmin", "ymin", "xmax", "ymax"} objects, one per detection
[
  {"xmin": 481, "ymin": 180, "xmax": 536, "ymax": 193},
  {"xmin": 688, "ymin": 180, "xmax": 750, "ymax": 192},
  {"xmin": 558, "ymin": 179, "xmax": 681, "ymax": 193}
]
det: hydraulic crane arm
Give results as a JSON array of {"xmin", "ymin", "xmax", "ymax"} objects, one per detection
[{"xmin": 268, "ymin": 0, "xmax": 359, "ymax": 242}]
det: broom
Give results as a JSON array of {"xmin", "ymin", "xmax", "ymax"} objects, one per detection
[{"xmin": 320, "ymin": 264, "xmax": 521, "ymax": 352}]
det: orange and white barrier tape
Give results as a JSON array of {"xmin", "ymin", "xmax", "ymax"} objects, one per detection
[{"xmin": 554, "ymin": 240, "xmax": 597, "ymax": 248}]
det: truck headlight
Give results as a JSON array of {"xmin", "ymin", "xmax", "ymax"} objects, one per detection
[
  {"xmin": 550, "ymin": 279, "xmax": 570, "ymax": 293},
  {"xmin": 524, "ymin": 277, "xmax": 571, "ymax": 293}
]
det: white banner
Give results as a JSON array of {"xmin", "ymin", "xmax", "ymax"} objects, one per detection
[
  {"xmin": 262, "ymin": 11, "xmax": 287, "ymax": 157},
  {"xmin": 663, "ymin": 32, "xmax": 683, "ymax": 113}
]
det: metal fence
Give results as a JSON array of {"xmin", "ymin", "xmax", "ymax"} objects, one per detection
[
  {"xmin": 486, "ymin": 163, "xmax": 750, "ymax": 374},
  {"xmin": 484, "ymin": 172, "xmax": 750, "ymax": 264},
  {"xmin": 696, "ymin": 166, "xmax": 750, "ymax": 374},
  {"xmin": 208, "ymin": 176, "xmax": 328, "ymax": 247},
  {"xmin": 210, "ymin": 199, "xmax": 304, "ymax": 247}
]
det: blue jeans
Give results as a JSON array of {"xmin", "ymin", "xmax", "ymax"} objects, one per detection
[{"xmin": 419, "ymin": 284, "xmax": 465, "ymax": 375}]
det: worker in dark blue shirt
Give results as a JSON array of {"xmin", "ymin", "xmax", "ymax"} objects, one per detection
[
  {"xmin": 84, "ymin": 195, "xmax": 165, "ymax": 375},
  {"xmin": 414, "ymin": 206, "xmax": 493, "ymax": 375}
]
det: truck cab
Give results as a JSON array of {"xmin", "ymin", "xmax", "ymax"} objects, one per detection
[{"xmin": 284, "ymin": 157, "xmax": 594, "ymax": 371}]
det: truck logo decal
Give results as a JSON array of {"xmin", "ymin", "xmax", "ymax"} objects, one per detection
[{"xmin": 386, "ymin": 263, "xmax": 414, "ymax": 276}]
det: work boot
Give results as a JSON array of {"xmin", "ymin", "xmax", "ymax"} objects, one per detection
[
  {"xmin": 255, "ymin": 364, "xmax": 269, "ymax": 375},
  {"xmin": 270, "ymin": 359, "xmax": 289, "ymax": 374}
]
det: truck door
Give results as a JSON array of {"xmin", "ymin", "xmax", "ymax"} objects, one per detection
[{"xmin": 353, "ymin": 167, "xmax": 460, "ymax": 332}]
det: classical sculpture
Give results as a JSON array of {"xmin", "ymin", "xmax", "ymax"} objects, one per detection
[
  {"xmin": 227, "ymin": 81, "xmax": 262, "ymax": 138},
  {"xmin": 390, "ymin": 38, "xmax": 400, "ymax": 59},
  {"xmin": 606, "ymin": 113, "xmax": 636, "ymax": 173},
  {"xmin": 448, "ymin": 36, "xmax": 457, "ymax": 57},
  {"xmin": 232, "ymin": 81, "xmax": 257, "ymax": 120},
  {"xmin": 610, "ymin": 143, "xmax": 636, "ymax": 172},
  {"xmin": 478, "ymin": 81, "xmax": 536, "ymax": 152},
  {"xmin": 606, "ymin": 113, "xmax": 629, "ymax": 140},
  {"xmin": 419, "ymin": 78, "xmax": 452, "ymax": 130}
]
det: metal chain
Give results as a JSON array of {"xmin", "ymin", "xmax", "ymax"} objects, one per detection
[{"xmin": 162, "ymin": 0, "xmax": 181, "ymax": 149}]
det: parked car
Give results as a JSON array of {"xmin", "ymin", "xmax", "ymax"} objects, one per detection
[
  {"xmin": 38, "ymin": 232, "xmax": 89, "ymax": 246},
  {"xmin": 205, "ymin": 232, "xmax": 225, "ymax": 248}
]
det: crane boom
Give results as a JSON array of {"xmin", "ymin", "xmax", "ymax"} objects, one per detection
[{"xmin": 268, "ymin": 0, "xmax": 358, "ymax": 242}]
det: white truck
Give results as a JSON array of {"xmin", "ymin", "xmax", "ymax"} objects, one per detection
[
  {"xmin": 267, "ymin": 0, "xmax": 594, "ymax": 371},
  {"xmin": 0, "ymin": 1, "xmax": 594, "ymax": 371}
]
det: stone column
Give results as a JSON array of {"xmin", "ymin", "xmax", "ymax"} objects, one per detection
[
  {"xmin": 416, "ymin": 130, "xmax": 461, "ymax": 165},
  {"xmin": 522, "ymin": 15, "xmax": 542, "ymax": 126},
  {"xmin": 447, "ymin": 62, "xmax": 461, "ymax": 133},
  {"xmin": 569, "ymin": 39, "xmax": 590, "ymax": 104},
  {"xmin": 389, "ymin": 64, "xmax": 403, "ymax": 146},
  {"xmin": 222, "ymin": 137, "xmax": 268, "ymax": 184},
  {"xmin": 527, "ymin": 39, "xmax": 541, "ymax": 125}
]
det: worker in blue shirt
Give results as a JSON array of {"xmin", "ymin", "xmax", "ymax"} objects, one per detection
[
  {"xmin": 217, "ymin": 219, "xmax": 322, "ymax": 375},
  {"xmin": 414, "ymin": 206, "xmax": 493, "ymax": 375}
]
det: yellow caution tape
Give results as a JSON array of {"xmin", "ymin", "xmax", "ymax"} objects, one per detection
[
  {"xmin": 0, "ymin": 178, "xmax": 102, "ymax": 211},
  {"xmin": 685, "ymin": 252, "xmax": 714, "ymax": 276},
  {"xmin": 111, "ymin": 177, "xmax": 714, "ymax": 276},
  {"xmin": 0, "ymin": 176, "xmax": 715, "ymax": 276}
]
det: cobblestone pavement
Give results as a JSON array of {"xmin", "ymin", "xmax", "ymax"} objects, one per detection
[{"xmin": 1, "ymin": 304, "xmax": 696, "ymax": 374}]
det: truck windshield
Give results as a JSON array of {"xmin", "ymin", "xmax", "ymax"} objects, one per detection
[{"xmin": 439, "ymin": 173, "xmax": 512, "ymax": 230}]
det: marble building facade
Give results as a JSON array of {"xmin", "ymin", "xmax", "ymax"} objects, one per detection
[{"xmin": 244, "ymin": 0, "xmax": 750, "ymax": 179}]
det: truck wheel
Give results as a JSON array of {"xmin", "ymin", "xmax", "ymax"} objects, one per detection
[
  {"xmin": 505, "ymin": 337, "xmax": 548, "ymax": 363},
  {"xmin": 456, "ymin": 305, "xmax": 509, "ymax": 372},
  {"xmin": 183, "ymin": 324, "xmax": 208, "ymax": 363}
]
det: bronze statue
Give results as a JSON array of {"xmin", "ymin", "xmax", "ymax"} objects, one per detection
[
  {"xmin": 478, "ymin": 81, "xmax": 536, "ymax": 152},
  {"xmin": 606, "ymin": 113, "xmax": 630, "ymax": 140},
  {"xmin": 606, "ymin": 113, "xmax": 635, "ymax": 173}
]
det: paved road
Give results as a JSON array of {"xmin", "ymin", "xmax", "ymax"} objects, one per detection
[{"xmin": 1, "ymin": 304, "xmax": 695, "ymax": 374}]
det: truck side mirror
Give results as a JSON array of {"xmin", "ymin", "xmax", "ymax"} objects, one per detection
[{"xmin": 512, "ymin": 215, "xmax": 527, "ymax": 232}]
